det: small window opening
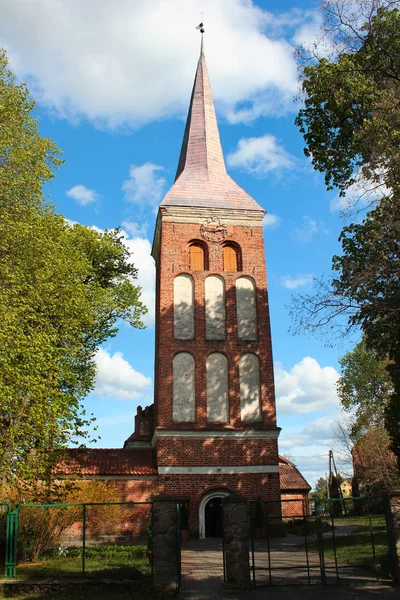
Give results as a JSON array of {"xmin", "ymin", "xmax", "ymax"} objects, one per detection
[
  {"xmin": 189, "ymin": 244, "xmax": 205, "ymax": 270},
  {"xmin": 223, "ymin": 245, "xmax": 238, "ymax": 272}
]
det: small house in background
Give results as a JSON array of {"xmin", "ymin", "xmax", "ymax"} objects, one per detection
[
  {"xmin": 340, "ymin": 480, "xmax": 352, "ymax": 498},
  {"xmin": 278, "ymin": 456, "xmax": 311, "ymax": 516}
]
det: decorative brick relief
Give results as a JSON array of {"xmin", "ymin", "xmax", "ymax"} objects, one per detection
[
  {"xmin": 173, "ymin": 352, "xmax": 195, "ymax": 422},
  {"xmin": 239, "ymin": 353, "xmax": 261, "ymax": 422},
  {"xmin": 206, "ymin": 353, "xmax": 229, "ymax": 423},
  {"xmin": 174, "ymin": 274, "xmax": 194, "ymax": 339},
  {"xmin": 236, "ymin": 276, "xmax": 257, "ymax": 340},
  {"xmin": 205, "ymin": 275, "xmax": 225, "ymax": 340}
]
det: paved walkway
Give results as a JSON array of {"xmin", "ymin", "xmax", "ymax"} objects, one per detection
[{"xmin": 179, "ymin": 539, "xmax": 397, "ymax": 600}]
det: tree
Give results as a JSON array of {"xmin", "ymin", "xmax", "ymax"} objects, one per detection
[
  {"xmin": 296, "ymin": 1, "xmax": 400, "ymax": 206},
  {"xmin": 312, "ymin": 476, "xmax": 329, "ymax": 500},
  {"xmin": 352, "ymin": 428, "xmax": 400, "ymax": 493},
  {"xmin": 293, "ymin": 2, "xmax": 400, "ymax": 460},
  {"xmin": 337, "ymin": 337, "xmax": 393, "ymax": 440},
  {"xmin": 0, "ymin": 49, "xmax": 147, "ymax": 494}
]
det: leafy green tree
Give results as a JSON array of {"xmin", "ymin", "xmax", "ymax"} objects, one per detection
[
  {"xmin": 312, "ymin": 476, "xmax": 329, "ymax": 500},
  {"xmin": 0, "ymin": 48, "xmax": 62, "ymax": 209},
  {"xmin": 296, "ymin": 2, "xmax": 400, "ymax": 204},
  {"xmin": 293, "ymin": 2, "xmax": 400, "ymax": 461},
  {"xmin": 0, "ymin": 49, "xmax": 147, "ymax": 495},
  {"xmin": 337, "ymin": 337, "xmax": 393, "ymax": 440}
]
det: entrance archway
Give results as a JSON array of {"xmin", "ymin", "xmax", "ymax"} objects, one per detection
[{"xmin": 198, "ymin": 490, "xmax": 230, "ymax": 539}]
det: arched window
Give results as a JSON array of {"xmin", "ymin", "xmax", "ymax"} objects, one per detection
[
  {"xmin": 223, "ymin": 245, "xmax": 238, "ymax": 272},
  {"xmin": 173, "ymin": 352, "xmax": 195, "ymax": 422},
  {"xmin": 206, "ymin": 353, "xmax": 229, "ymax": 423},
  {"xmin": 174, "ymin": 274, "xmax": 194, "ymax": 339},
  {"xmin": 189, "ymin": 244, "xmax": 205, "ymax": 270},
  {"xmin": 239, "ymin": 353, "xmax": 262, "ymax": 423},
  {"xmin": 205, "ymin": 275, "xmax": 225, "ymax": 340},
  {"xmin": 236, "ymin": 276, "xmax": 257, "ymax": 340}
]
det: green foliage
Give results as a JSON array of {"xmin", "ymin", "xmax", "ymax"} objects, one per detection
[
  {"xmin": 337, "ymin": 337, "xmax": 393, "ymax": 440},
  {"xmin": 312, "ymin": 476, "xmax": 329, "ymax": 500},
  {"xmin": 333, "ymin": 199, "xmax": 400, "ymax": 457},
  {"xmin": 0, "ymin": 49, "xmax": 147, "ymax": 492},
  {"xmin": 296, "ymin": 4, "xmax": 400, "ymax": 201},
  {"xmin": 293, "ymin": 3, "xmax": 400, "ymax": 460},
  {"xmin": 0, "ymin": 49, "xmax": 62, "ymax": 211}
]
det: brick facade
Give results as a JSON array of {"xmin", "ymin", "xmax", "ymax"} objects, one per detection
[
  {"xmin": 154, "ymin": 219, "xmax": 277, "ymax": 431},
  {"xmin": 61, "ymin": 45, "xmax": 311, "ymax": 535}
]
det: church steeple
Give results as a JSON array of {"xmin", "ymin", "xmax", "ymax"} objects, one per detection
[
  {"xmin": 161, "ymin": 43, "xmax": 264, "ymax": 212},
  {"xmin": 175, "ymin": 41, "xmax": 226, "ymax": 181}
]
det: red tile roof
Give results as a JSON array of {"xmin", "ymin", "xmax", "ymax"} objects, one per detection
[
  {"xmin": 278, "ymin": 455, "xmax": 311, "ymax": 492},
  {"xmin": 56, "ymin": 448, "xmax": 156, "ymax": 477}
]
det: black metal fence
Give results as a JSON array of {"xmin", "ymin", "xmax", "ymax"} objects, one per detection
[
  {"xmin": 2, "ymin": 501, "xmax": 153, "ymax": 580},
  {"xmin": 249, "ymin": 496, "xmax": 395, "ymax": 586}
]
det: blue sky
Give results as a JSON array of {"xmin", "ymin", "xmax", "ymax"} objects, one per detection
[{"xmin": 0, "ymin": 0, "xmax": 360, "ymax": 487}]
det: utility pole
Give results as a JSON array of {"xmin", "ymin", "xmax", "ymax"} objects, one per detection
[{"xmin": 331, "ymin": 449, "xmax": 348, "ymax": 515}]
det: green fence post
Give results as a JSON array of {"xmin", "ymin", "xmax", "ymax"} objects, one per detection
[
  {"xmin": 5, "ymin": 509, "xmax": 17, "ymax": 579},
  {"xmin": 82, "ymin": 504, "xmax": 86, "ymax": 578}
]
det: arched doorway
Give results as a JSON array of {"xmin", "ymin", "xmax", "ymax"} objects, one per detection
[
  {"xmin": 199, "ymin": 490, "xmax": 230, "ymax": 539},
  {"xmin": 205, "ymin": 497, "xmax": 222, "ymax": 537}
]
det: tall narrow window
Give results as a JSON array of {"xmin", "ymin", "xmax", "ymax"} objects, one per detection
[
  {"xmin": 174, "ymin": 274, "xmax": 194, "ymax": 339},
  {"xmin": 239, "ymin": 353, "xmax": 262, "ymax": 423},
  {"xmin": 236, "ymin": 276, "xmax": 257, "ymax": 340},
  {"xmin": 189, "ymin": 244, "xmax": 204, "ymax": 270},
  {"xmin": 173, "ymin": 353, "xmax": 195, "ymax": 422},
  {"xmin": 205, "ymin": 275, "xmax": 225, "ymax": 340},
  {"xmin": 206, "ymin": 353, "xmax": 229, "ymax": 423},
  {"xmin": 223, "ymin": 245, "xmax": 238, "ymax": 272}
]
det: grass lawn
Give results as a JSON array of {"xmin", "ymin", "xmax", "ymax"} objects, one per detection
[
  {"xmin": 306, "ymin": 523, "xmax": 392, "ymax": 579},
  {"xmin": 0, "ymin": 584, "xmax": 167, "ymax": 600},
  {"xmin": 12, "ymin": 545, "xmax": 151, "ymax": 581}
]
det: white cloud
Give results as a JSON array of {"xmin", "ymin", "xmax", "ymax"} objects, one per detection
[
  {"xmin": 275, "ymin": 357, "xmax": 340, "ymax": 415},
  {"xmin": 94, "ymin": 348, "xmax": 151, "ymax": 400},
  {"xmin": 66, "ymin": 184, "xmax": 99, "ymax": 206},
  {"xmin": 262, "ymin": 213, "xmax": 280, "ymax": 229},
  {"xmin": 122, "ymin": 163, "xmax": 166, "ymax": 210},
  {"xmin": 0, "ymin": 0, "xmax": 319, "ymax": 128},
  {"xmin": 227, "ymin": 134, "xmax": 295, "ymax": 176},
  {"xmin": 122, "ymin": 233, "xmax": 155, "ymax": 325},
  {"xmin": 291, "ymin": 216, "xmax": 329, "ymax": 243},
  {"xmin": 122, "ymin": 220, "xmax": 149, "ymax": 238},
  {"xmin": 281, "ymin": 274, "xmax": 314, "ymax": 289}
]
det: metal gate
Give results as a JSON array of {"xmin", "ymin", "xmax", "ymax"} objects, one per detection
[{"xmin": 249, "ymin": 496, "xmax": 396, "ymax": 586}]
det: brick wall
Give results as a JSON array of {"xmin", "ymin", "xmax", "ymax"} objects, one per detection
[
  {"xmin": 158, "ymin": 472, "xmax": 281, "ymax": 536},
  {"xmin": 154, "ymin": 218, "xmax": 277, "ymax": 431},
  {"xmin": 156, "ymin": 437, "xmax": 279, "ymax": 466}
]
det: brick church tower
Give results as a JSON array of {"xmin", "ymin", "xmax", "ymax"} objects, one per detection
[{"xmin": 150, "ymin": 42, "xmax": 281, "ymax": 537}]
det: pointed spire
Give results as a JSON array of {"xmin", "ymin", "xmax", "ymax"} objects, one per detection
[
  {"xmin": 161, "ymin": 41, "xmax": 264, "ymax": 212},
  {"xmin": 175, "ymin": 42, "xmax": 226, "ymax": 181}
]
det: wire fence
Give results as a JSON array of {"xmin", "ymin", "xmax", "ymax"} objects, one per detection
[
  {"xmin": 9, "ymin": 502, "xmax": 152, "ymax": 580},
  {"xmin": 249, "ymin": 496, "xmax": 394, "ymax": 587}
]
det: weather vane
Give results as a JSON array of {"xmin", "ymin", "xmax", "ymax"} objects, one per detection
[{"xmin": 196, "ymin": 21, "xmax": 204, "ymax": 34}]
